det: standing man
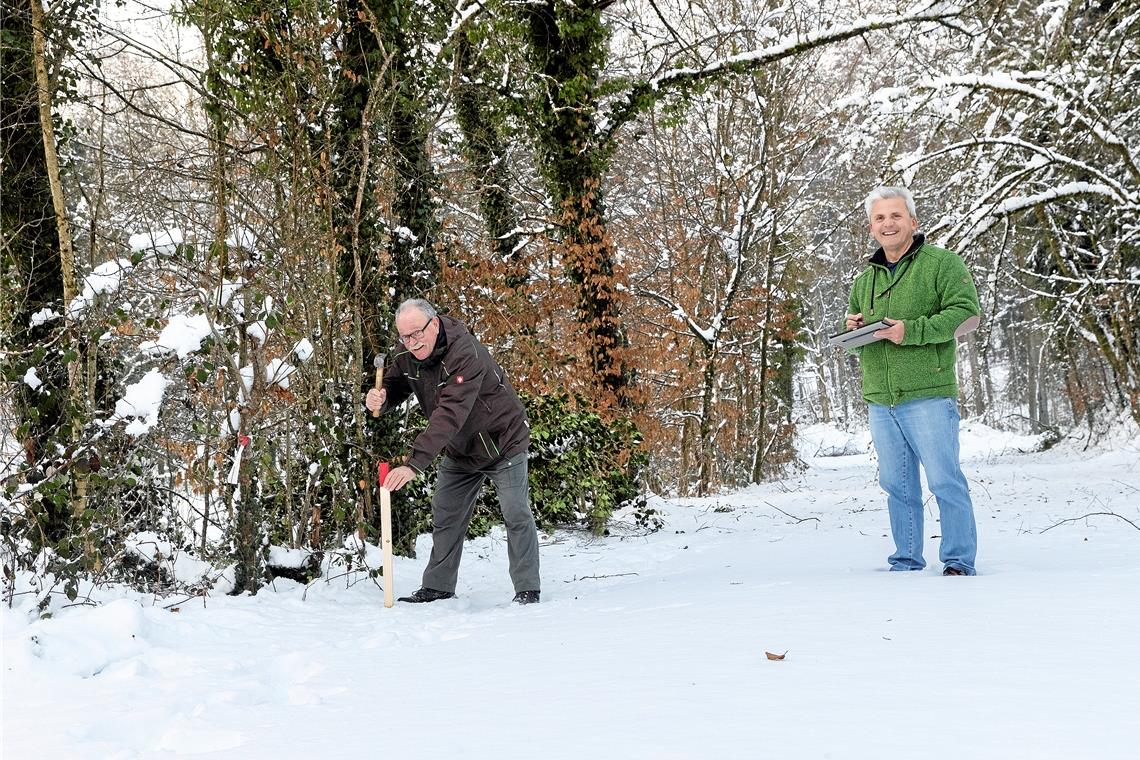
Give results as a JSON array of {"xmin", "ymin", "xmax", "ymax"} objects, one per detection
[
  {"xmin": 366, "ymin": 298, "xmax": 541, "ymax": 603},
  {"xmin": 845, "ymin": 187, "xmax": 982, "ymax": 575}
]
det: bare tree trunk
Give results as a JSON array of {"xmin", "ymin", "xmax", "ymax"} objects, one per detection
[
  {"xmin": 233, "ymin": 304, "xmax": 266, "ymax": 594},
  {"xmin": 979, "ymin": 328, "xmax": 996, "ymax": 418},
  {"xmin": 678, "ymin": 414, "xmax": 693, "ymax": 498},
  {"xmin": 752, "ymin": 221, "xmax": 780, "ymax": 484},
  {"xmin": 836, "ymin": 353, "xmax": 849, "ymax": 423},
  {"xmin": 29, "ymin": 0, "xmax": 76, "ymax": 330},
  {"xmin": 29, "ymin": 0, "xmax": 75, "ymax": 308},
  {"xmin": 814, "ymin": 349, "xmax": 832, "ymax": 423},
  {"xmin": 1026, "ymin": 326, "xmax": 1039, "ymax": 430},
  {"xmin": 1035, "ymin": 339, "xmax": 1051, "ymax": 429},
  {"xmin": 966, "ymin": 335, "xmax": 985, "ymax": 418},
  {"xmin": 200, "ymin": 27, "xmax": 230, "ymax": 554},
  {"xmin": 696, "ymin": 343, "xmax": 717, "ymax": 496},
  {"xmin": 30, "ymin": 0, "xmax": 87, "ymax": 526}
]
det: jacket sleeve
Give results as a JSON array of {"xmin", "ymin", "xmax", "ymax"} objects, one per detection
[
  {"xmin": 844, "ymin": 279, "xmax": 864, "ymax": 355},
  {"xmin": 379, "ymin": 357, "xmax": 413, "ymax": 412},
  {"xmin": 901, "ymin": 253, "xmax": 980, "ymax": 346},
  {"xmin": 405, "ymin": 338, "xmax": 485, "ymax": 473}
]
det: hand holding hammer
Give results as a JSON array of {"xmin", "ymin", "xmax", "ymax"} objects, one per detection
[{"xmin": 367, "ymin": 353, "xmax": 387, "ymax": 417}]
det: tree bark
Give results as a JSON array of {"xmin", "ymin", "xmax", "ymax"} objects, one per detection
[
  {"xmin": 30, "ymin": 0, "xmax": 89, "ymax": 526},
  {"xmin": 518, "ymin": 1, "xmax": 631, "ymax": 406},
  {"xmin": 29, "ymin": 0, "xmax": 77, "ymax": 330}
]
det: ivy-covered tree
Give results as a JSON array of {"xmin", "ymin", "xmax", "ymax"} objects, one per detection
[
  {"xmin": 2, "ymin": 0, "xmax": 67, "ymax": 491},
  {"xmin": 2, "ymin": 0, "xmax": 99, "ymax": 549}
]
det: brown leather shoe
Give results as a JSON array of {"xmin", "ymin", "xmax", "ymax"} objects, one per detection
[{"xmin": 942, "ymin": 566, "xmax": 968, "ymax": 576}]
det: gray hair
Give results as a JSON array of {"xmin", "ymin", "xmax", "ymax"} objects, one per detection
[
  {"xmin": 395, "ymin": 298, "xmax": 438, "ymax": 321},
  {"xmin": 864, "ymin": 186, "xmax": 917, "ymax": 219}
]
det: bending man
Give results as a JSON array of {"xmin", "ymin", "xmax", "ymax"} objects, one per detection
[{"xmin": 367, "ymin": 298, "xmax": 541, "ymax": 603}]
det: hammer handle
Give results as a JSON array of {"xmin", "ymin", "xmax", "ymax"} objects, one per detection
[{"xmin": 372, "ymin": 365, "xmax": 384, "ymax": 417}]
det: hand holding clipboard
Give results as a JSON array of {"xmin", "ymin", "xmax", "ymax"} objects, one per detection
[
  {"xmin": 828, "ymin": 319, "xmax": 890, "ymax": 349},
  {"xmin": 829, "ymin": 313, "xmax": 979, "ymax": 349}
]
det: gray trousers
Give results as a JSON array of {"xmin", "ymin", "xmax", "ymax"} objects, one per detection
[{"xmin": 421, "ymin": 450, "xmax": 541, "ymax": 594}]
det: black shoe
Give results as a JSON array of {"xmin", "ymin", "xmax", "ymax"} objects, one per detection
[
  {"xmin": 942, "ymin": 566, "xmax": 968, "ymax": 576},
  {"xmin": 398, "ymin": 587, "xmax": 456, "ymax": 603},
  {"xmin": 512, "ymin": 590, "xmax": 540, "ymax": 605}
]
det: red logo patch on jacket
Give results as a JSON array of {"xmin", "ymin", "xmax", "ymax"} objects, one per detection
[{"xmin": 456, "ymin": 375, "xmax": 464, "ymax": 383}]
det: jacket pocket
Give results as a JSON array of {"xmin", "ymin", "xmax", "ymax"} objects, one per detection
[
  {"xmin": 447, "ymin": 431, "xmax": 501, "ymax": 469},
  {"xmin": 476, "ymin": 431, "xmax": 501, "ymax": 461},
  {"xmin": 893, "ymin": 343, "xmax": 954, "ymax": 392}
]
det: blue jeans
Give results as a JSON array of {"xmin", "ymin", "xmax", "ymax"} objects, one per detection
[{"xmin": 868, "ymin": 397, "xmax": 977, "ymax": 574}]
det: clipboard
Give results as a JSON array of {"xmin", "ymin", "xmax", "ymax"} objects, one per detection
[{"xmin": 828, "ymin": 319, "xmax": 889, "ymax": 349}]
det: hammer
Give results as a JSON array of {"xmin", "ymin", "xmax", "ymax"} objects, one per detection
[{"xmin": 372, "ymin": 353, "xmax": 386, "ymax": 417}]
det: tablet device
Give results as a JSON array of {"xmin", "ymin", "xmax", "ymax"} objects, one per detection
[{"xmin": 828, "ymin": 319, "xmax": 889, "ymax": 348}]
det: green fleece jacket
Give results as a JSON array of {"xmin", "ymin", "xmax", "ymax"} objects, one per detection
[{"xmin": 845, "ymin": 234, "xmax": 980, "ymax": 406}]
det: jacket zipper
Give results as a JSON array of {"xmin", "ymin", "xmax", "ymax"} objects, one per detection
[
  {"xmin": 872, "ymin": 258, "xmax": 913, "ymax": 406},
  {"xmin": 885, "ymin": 285, "xmax": 895, "ymax": 404}
]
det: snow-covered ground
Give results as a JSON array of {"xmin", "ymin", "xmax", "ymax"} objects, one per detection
[{"xmin": 4, "ymin": 424, "xmax": 1139, "ymax": 759}]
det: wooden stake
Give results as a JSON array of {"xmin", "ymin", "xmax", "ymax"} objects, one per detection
[{"xmin": 378, "ymin": 462, "xmax": 394, "ymax": 608}]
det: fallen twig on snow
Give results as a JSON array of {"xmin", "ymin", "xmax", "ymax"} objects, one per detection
[
  {"xmin": 765, "ymin": 502, "xmax": 820, "ymax": 525},
  {"xmin": 564, "ymin": 572, "xmax": 639, "ymax": 582},
  {"xmin": 1040, "ymin": 512, "xmax": 1140, "ymax": 533}
]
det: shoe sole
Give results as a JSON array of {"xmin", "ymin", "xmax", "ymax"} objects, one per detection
[{"xmin": 397, "ymin": 593, "xmax": 456, "ymax": 603}]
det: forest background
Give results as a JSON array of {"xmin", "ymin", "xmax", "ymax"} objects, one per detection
[{"xmin": 2, "ymin": 0, "xmax": 1138, "ymax": 604}]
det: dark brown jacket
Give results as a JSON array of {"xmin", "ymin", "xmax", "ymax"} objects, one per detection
[{"xmin": 379, "ymin": 316, "xmax": 529, "ymax": 473}]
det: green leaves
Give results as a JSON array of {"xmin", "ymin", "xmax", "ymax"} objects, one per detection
[{"xmin": 521, "ymin": 391, "xmax": 645, "ymax": 534}]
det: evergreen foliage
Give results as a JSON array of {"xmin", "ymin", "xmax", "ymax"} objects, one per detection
[{"xmin": 520, "ymin": 391, "xmax": 645, "ymax": 534}]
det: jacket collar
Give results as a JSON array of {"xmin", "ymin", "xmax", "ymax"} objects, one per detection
[
  {"xmin": 419, "ymin": 319, "xmax": 450, "ymax": 367},
  {"xmin": 870, "ymin": 233, "xmax": 925, "ymax": 269}
]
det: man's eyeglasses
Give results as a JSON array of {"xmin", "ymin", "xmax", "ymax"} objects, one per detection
[{"xmin": 397, "ymin": 317, "xmax": 433, "ymax": 345}]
